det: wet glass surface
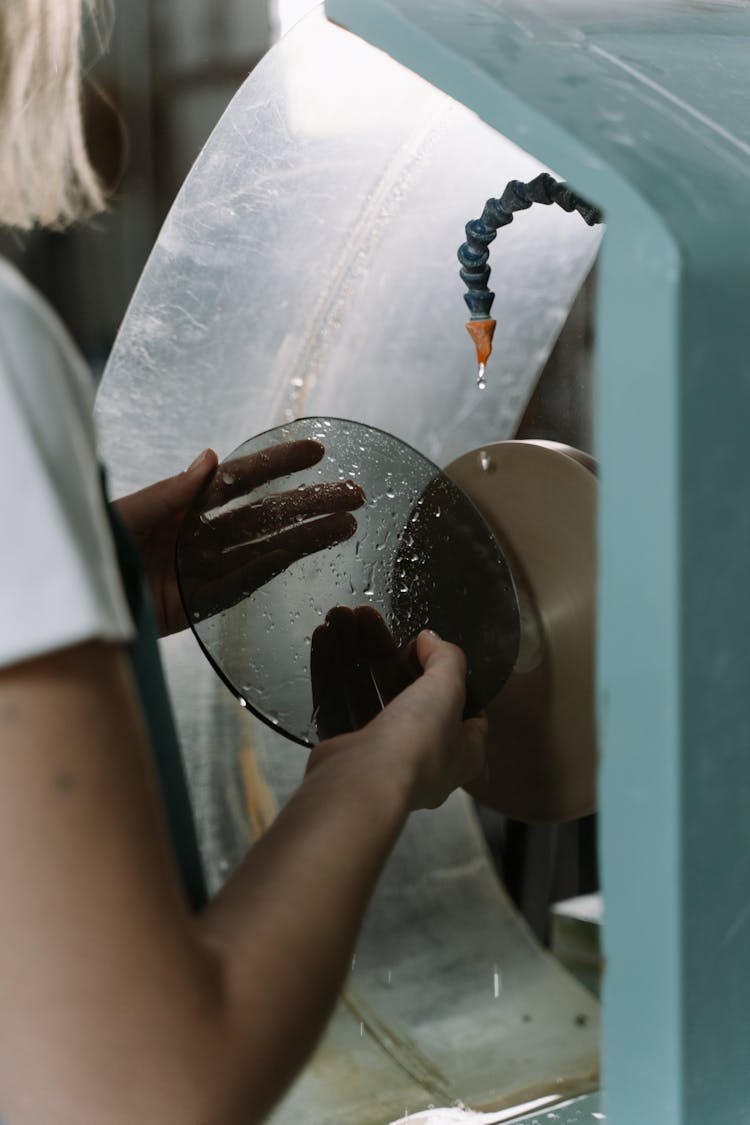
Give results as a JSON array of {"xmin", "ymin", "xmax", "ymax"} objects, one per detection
[{"xmin": 177, "ymin": 417, "xmax": 520, "ymax": 745}]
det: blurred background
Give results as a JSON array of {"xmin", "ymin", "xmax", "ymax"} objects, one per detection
[{"xmin": 0, "ymin": 0, "xmax": 317, "ymax": 372}]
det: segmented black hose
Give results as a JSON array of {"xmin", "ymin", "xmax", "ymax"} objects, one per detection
[{"xmin": 458, "ymin": 173, "xmax": 603, "ymax": 320}]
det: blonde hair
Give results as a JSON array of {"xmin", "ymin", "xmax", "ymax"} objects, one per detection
[{"xmin": 0, "ymin": 0, "xmax": 107, "ymax": 230}]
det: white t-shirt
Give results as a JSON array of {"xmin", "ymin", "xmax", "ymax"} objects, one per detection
[{"xmin": 0, "ymin": 257, "xmax": 134, "ymax": 668}]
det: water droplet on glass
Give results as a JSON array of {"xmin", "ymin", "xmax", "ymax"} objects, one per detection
[
  {"xmin": 479, "ymin": 449, "xmax": 492, "ymax": 472},
  {"xmin": 477, "ymin": 362, "xmax": 487, "ymax": 390},
  {"xmin": 385, "ymin": 489, "xmax": 396, "ymax": 499},
  {"xmin": 239, "ymin": 697, "xmax": 247, "ymax": 708},
  {"xmin": 364, "ymin": 587, "xmax": 374, "ymax": 598},
  {"xmin": 291, "ymin": 376, "xmax": 304, "ymax": 389}
]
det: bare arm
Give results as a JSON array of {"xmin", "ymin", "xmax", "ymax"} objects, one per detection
[{"xmin": 0, "ymin": 634, "xmax": 485, "ymax": 1125}]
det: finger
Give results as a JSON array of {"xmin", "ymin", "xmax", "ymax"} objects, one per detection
[
  {"xmin": 415, "ymin": 630, "xmax": 467, "ymax": 676},
  {"xmin": 211, "ymin": 511, "xmax": 358, "ymax": 576},
  {"xmin": 412, "ymin": 630, "xmax": 468, "ymax": 720},
  {"xmin": 310, "ymin": 608, "xmax": 383, "ymax": 737},
  {"xmin": 324, "ymin": 608, "xmax": 381, "ymax": 730},
  {"xmin": 310, "ymin": 618, "xmax": 354, "ymax": 740},
  {"xmin": 400, "ymin": 638, "xmax": 424, "ymax": 682},
  {"xmin": 184, "ymin": 512, "xmax": 358, "ymax": 620},
  {"xmin": 186, "ymin": 549, "xmax": 292, "ymax": 621},
  {"xmin": 202, "ymin": 440, "xmax": 326, "ymax": 508},
  {"xmin": 416, "ymin": 633, "xmax": 479, "ymax": 721},
  {"xmin": 115, "ymin": 449, "xmax": 218, "ymax": 533},
  {"xmin": 207, "ymin": 480, "xmax": 365, "ymax": 545},
  {"xmin": 354, "ymin": 607, "xmax": 417, "ymax": 705}
]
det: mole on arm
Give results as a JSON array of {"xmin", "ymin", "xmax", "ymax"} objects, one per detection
[{"xmin": 52, "ymin": 770, "xmax": 77, "ymax": 794}]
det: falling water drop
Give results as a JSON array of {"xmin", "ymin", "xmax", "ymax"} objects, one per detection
[
  {"xmin": 479, "ymin": 450, "xmax": 492, "ymax": 472},
  {"xmin": 476, "ymin": 362, "xmax": 487, "ymax": 390}
]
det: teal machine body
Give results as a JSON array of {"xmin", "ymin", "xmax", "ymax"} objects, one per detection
[{"xmin": 324, "ymin": 1, "xmax": 750, "ymax": 1122}]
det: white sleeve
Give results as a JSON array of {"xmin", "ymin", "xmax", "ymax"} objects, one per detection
[{"xmin": 0, "ymin": 261, "xmax": 135, "ymax": 668}]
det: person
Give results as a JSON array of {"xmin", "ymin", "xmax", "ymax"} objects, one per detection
[{"xmin": 0, "ymin": 3, "xmax": 488, "ymax": 1123}]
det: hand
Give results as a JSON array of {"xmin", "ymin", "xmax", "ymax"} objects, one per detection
[
  {"xmin": 178, "ymin": 439, "xmax": 365, "ymax": 627},
  {"xmin": 113, "ymin": 448, "xmax": 219, "ymax": 637},
  {"xmin": 115, "ymin": 440, "xmax": 365, "ymax": 637},
  {"xmin": 308, "ymin": 628, "xmax": 488, "ymax": 811},
  {"xmin": 310, "ymin": 605, "xmax": 420, "ymax": 740}
]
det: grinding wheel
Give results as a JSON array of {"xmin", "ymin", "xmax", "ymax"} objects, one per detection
[{"xmin": 444, "ymin": 440, "xmax": 597, "ymax": 823}]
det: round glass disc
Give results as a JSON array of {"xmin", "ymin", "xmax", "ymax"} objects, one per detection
[{"xmin": 177, "ymin": 417, "xmax": 520, "ymax": 746}]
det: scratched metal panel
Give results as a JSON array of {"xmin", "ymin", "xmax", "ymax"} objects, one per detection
[{"xmin": 96, "ymin": 9, "xmax": 600, "ymax": 496}]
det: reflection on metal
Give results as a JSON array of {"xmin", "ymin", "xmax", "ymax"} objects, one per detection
[
  {"xmin": 550, "ymin": 894, "xmax": 603, "ymax": 999},
  {"xmin": 446, "ymin": 442, "xmax": 597, "ymax": 824},
  {"xmin": 95, "ymin": 9, "xmax": 601, "ymax": 1122},
  {"xmin": 387, "ymin": 1095, "xmax": 561, "ymax": 1124},
  {"xmin": 510, "ymin": 1091, "xmax": 605, "ymax": 1123}
]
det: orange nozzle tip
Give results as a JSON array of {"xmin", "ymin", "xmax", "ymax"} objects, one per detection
[{"xmin": 465, "ymin": 319, "xmax": 496, "ymax": 366}]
